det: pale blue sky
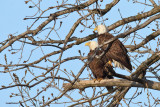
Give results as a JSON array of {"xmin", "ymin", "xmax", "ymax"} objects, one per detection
[{"xmin": 0, "ymin": 0, "xmax": 159, "ymax": 107}]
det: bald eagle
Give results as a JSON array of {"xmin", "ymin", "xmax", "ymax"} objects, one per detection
[
  {"xmin": 85, "ymin": 41, "xmax": 114, "ymax": 92},
  {"xmin": 94, "ymin": 24, "xmax": 132, "ymax": 72}
]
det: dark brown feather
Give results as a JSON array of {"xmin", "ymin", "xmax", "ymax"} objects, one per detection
[
  {"xmin": 98, "ymin": 32, "xmax": 132, "ymax": 71},
  {"xmin": 88, "ymin": 49, "xmax": 114, "ymax": 92}
]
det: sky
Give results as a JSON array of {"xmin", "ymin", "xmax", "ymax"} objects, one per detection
[
  {"xmin": 0, "ymin": 1, "xmax": 31, "ymax": 107},
  {"xmin": 0, "ymin": 0, "xmax": 160, "ymax": 107}
]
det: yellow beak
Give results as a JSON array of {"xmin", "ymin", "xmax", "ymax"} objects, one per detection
[
  {"xmin": 85, "ymin": 42, "xmax": 90, "ymax": 46},
  {"xmin": 94, "ymin": 27, "xmax": 97, "ymax": 31}
]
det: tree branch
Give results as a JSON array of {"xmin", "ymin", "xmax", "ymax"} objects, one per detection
[
  {"xmin": 63, "ymin": 79, "xmax": 160, "ymax": 91},
  {"xmin": 130, "ymin": 29, "xmax": 160, "ymax": 51},
  {"xmin": 149, "ymin": 0, "xmax": 157, "ymax": 7},
  {"xmin": 108, "ymin": 6, "xmax": 160, "ymax": 31},
  {"xmin": 0, "ymin": 0, "xmax": 98, "ymax": 53}
]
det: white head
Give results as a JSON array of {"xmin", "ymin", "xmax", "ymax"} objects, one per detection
[
  {"xmin": 85, "ymin": 41, "xmax": 98, "ymax": 50},
  {"xmin": 94, "ymin": 24, "xmax": 107, "ymax": 35}
]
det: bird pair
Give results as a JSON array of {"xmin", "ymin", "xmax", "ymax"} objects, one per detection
[{"xmin": 85, "ymin": 24, "xmax": 132, "ymax": 92}]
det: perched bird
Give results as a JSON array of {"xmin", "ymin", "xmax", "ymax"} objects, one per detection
[
  {"xmin": 85, "ymin": 41, "xmax": 114, "ymax": 92},
  {"xmin": 94, "ymin": 24, "xmax": 132, "ymax": 72}
]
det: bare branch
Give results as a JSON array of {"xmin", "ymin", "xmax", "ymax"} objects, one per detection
[
  {"xmin": 130, "ymin": 29, "xmax": 160, "ymax": 51},
  {"xmin": 63, "ymin": 79, "xmax": 160, "ymax": 91},
  {"xmin": 108, "ymin": 6, "xmax": 160, "ymax": 31},
  {"xmin": 149, "ymin": 0, "xmax": 157, "ymax": 7}
]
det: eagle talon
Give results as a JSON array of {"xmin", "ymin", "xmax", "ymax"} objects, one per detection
[
  {"xmin": 93, "ymin": 79, "xmax": 97, "ymax": 83},
  {"xmin": 93, "ymin": 78, "xmax": 103, "ymax": 82},
  {"xmin": 107, "ymin": 60, "xmax": 112, "ymax": 66},
  {"xmin": 97, "ymin": 78, "xmax": 103, "ymax": 82}
]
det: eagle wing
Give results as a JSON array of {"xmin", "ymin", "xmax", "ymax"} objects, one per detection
[{"xmin": 98, "ymin": 33, "xmax": 132, "ymax": 71}]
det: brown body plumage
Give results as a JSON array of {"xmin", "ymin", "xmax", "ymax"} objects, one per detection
[
  {"xmin": 85, "ymin": 42, "xmax": 114, "ymax": 92},
  {"xmin": 88, "ymin": 50, "xmax": 114, "ymax": 79},
  {"xmin": 94, "ymin": 24, "xmax": 132, "ymax": 72},
  {"xmin": 98, "ymin": 32, "xmax": 132, "ymax": 71}
]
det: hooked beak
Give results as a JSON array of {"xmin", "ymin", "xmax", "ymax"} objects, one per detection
[
  {"xmin": 94, "ymin": 27, "xmax": 97, "ymax": 31},
  {"xmin": 85, "ymin": 42, "xmax": 90, "ymax": 46}
]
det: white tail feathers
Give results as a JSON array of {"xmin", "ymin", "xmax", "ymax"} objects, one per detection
[{"xmin": 113, "ymin": 60, "xmax": 131, "ymax": 73}]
